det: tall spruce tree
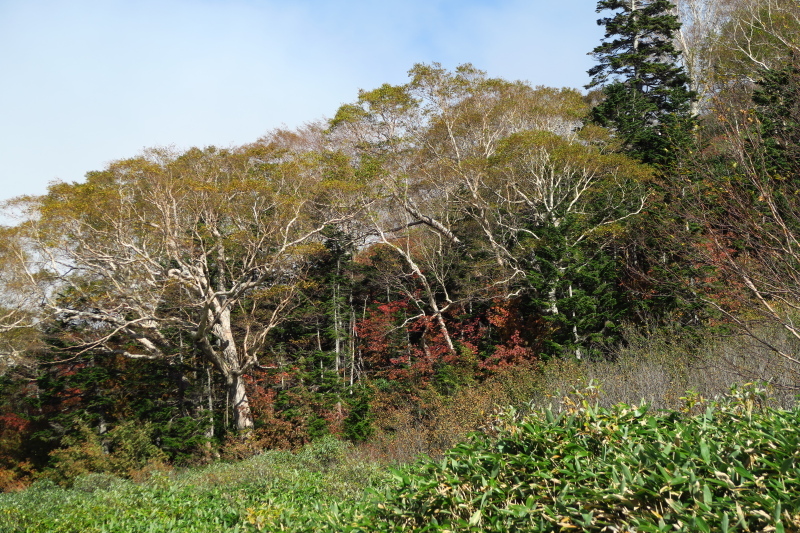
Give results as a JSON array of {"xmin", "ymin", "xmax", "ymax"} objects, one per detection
[
  {"xmin": 752, "ymin": 61, "xmax": 800, "ymax": 182},
  {"xmin": 587, "ymin": 0, "xmax": 695, "ymax": 166}
]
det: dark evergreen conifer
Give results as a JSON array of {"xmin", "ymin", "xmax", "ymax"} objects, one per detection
[
  {"xmin": 753, "ymin": 61, "xmax": 800, "ymax": 181},
  {"xmin": 587, "ymin": 0, "xmax": 695, "ymax": 166}
]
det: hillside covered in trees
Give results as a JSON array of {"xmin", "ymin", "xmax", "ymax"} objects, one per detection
[{"xmin": 1, "ymin": 0, "xmax": 799, "ymax": 494}]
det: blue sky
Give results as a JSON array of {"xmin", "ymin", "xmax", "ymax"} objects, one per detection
[{"xmin": 0, "ymin": 0, "xmax": 603, "ymax": 204}]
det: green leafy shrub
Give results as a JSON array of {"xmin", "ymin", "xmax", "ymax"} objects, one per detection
[
  {"xmin": 361, "ymin": 386, "xmax": 800, "ymax": 532},
  {"xmin": 45, "ymin": 420, "xmax": 167, "ymax": 485},
  {"xmin": 70, "ymin": 472, "xmax": 125, "ymax": 493},
  {"xmin": 296, "ymin": 435, "xmax": 348, "ymax": 471}
]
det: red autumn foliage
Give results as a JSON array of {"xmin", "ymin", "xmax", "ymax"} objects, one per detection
[
  {"xmin": 0, "ymin": 413, "xmax": 34, "ymax": 492},
  {"xmin": 482, "ymin": 300, "xmax": 537, "ymax": 370},
  {"xmin": 0, "ymin": 413, "xmax": 30, "ymax": 433},
  {"xmin": 356, "ymin": 298, "xmax": 460, "ymax": 387}
]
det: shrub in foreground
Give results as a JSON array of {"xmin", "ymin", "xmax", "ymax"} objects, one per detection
[
  {"xmin": 3, "ymin": 389, "xmax": 799, "ymax": 532},
  {"xmin": 363, "ymin": 386, "xmax": 800, "ymax": 532}
]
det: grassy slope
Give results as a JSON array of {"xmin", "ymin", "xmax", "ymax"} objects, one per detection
[
  {"xmin": 2, "ymin": 386, "xmax": 799, "ymax": 533},
  {"xmin": 0, "ymin": 437, "xmax": 387, "ymax": 532}
]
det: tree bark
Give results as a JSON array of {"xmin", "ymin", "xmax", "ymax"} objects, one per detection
[{"xmin": 228, "ymin": 373, "xmax": 254, "ymax": 432}]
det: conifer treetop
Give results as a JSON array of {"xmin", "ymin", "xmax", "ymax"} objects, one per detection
[{"xmin": 588, "ymin": 0, "xmax": 687, "ymax": 93}]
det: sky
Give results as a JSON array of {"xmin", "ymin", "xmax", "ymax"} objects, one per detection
[{"xmin": 0, "ymin": 0, "xmax": 604, "ymax": 205}]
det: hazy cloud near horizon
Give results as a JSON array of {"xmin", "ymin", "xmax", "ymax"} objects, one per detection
[{"xmin": 0, "ymin": 0, "xmax": 603, "ymax": 204}]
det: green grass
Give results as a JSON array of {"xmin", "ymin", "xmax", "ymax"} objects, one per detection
[
  {"xmin": 3, "ymin": 387, "xmax": 799, "ymax": 532},
  {"xmin": 0, "ymin": 436, "xmax": 388, "ymax": 532}
]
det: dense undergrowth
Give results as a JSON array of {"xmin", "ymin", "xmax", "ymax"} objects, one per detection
[
  {"xmin": 367, "ymin": 385, "xmax": 800, "ymax": 532},
  {"xmin": 2, "ymin": 385, "xmax": 798, "ymax": 532},
  {"xmin": 0, "ymin": 436, "xmax": 387, "ymax": 532}
]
